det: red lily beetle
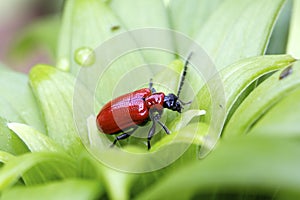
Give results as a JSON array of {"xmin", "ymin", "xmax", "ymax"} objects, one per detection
[{"xmin": 96, "ymin": 53, "xmax": 193, "ymax": 149}]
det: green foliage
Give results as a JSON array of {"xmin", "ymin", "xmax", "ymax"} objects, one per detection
[
  {"xmin": 1, "ymin": 0, "xmax": 300, "ymax": 199},
  {"xmin": 136, "ymin": 136, "xmax": 300, "ymax": 199},
  {"xmin": 0, "ymin": 117, "xmax": 29, "ymax": 155},
  {"xmin": 0, "ymin": 152, "xmax": 78, "ymax": 190},
  {"xmin": 287, "ymin": 0, "xmax": 300, "ymax": 57},
  {"xmin": 0, "ymin": 65, "xmax": 45, "ymax": 133},
  {"xmin": 29, "ymin": 65, "xmax": 84, "ymax": 156},
  {"xmin": 0, "ymin": 179, "xmax": 103, "ymax": 200},
  {"xmin": 193, "ymin": 0, "xmax": 286, "ymax": 69}
]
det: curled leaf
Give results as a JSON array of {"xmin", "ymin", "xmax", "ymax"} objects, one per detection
[
  {"xmin": 29, "ymin": 64, "xmax": 84, "ymax": 156},
  {"xmin": 7, "ymin": 123, "xmax": 66, "ymax": 153},
  {"xmin": 0, "ymin": 152, "xmax": 77, "ymax": 191},
  {"xmin": 224, "ymin": 61, "xmax": 300, "ymax": 137}
]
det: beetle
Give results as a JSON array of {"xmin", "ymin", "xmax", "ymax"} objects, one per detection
[{"xmin": 96, "ymin": 53, "xmax": 193, "ymax": 150}]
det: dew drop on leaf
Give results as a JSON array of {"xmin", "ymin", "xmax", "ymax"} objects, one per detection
[
  {"xmin": 57, "ymin": 57, "xmax": 70, "ymax": 72},
  {"xmin": 74, "ymin": 47, "xmax": 96, "ymax": 67}
]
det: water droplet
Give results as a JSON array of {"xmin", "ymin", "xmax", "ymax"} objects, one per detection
[
  {"xmin": 74, "ymin": 47, "xmax": 96, "ymax": 67},
  {"xmin": 57, "ymin": 57, "xmax": 70, "ymax": 72}
]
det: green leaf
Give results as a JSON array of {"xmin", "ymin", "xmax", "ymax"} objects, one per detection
[
  {"xmin": 58, "ymin": 0, "xmax": 156, "ymax": 112},
  {"xmin": 0, "ymin": 151, "xmax": 15, "ymax": 164},
  {"xmin": 266, "ymin": 0, "xmax": 292, "ymax": 54},
  {"xmin": 29, "ymin": 65, "xmax": 84, "ymax": 156},
  {"xmin": 110, "ymin": 0, "xmax": 169, "ymax": 29},
  {"xmin": 0, "ymin": 117, "xmax": 29, "ymax": 155},
  {"xmin": 99, "ymin": 165, "xmax": 133, "ymax": 200},
  {"xmin": 57, "ymin": 0, "xmax": 147, "ymax": 74},
  {"xmin": 224, "ymin": 61, "xmax": 300, "ymax": 137},
  {"xmin": 249, "ymin": 88, "xmax": 300, "ymax": 137},
  {"xmin": 0, "ymin": 179, "xmax": 103, "ymax": 200},
  {"xmin": 78, "ymin": 150, "xmax": 134, "ymax": 200},
  {"xmin": 0, "ymin": 64, "xmax": 46, "ymax": 133},
  {"xmin": 151, "ymin": 110, "xmax": 207, "ymax": 151},
  {"xmin": 109, "ymin": 0, "xmax": 174, "ymax": 64},
  {"xmin": 7, "ymin": 123, "xmax": 66, "ymax": 153},
  {"xmin": 135, "ymin": 136, "xmax": 300, "ymax": 199},
  {"xmin": 169, "ymin": 0, "xmax": 223, "ymax": 38},
  {"xmin": 287, "ymin": 0, "xmax": 300, "ymax": 58},
  {"xmin": 58, "ymin": 0, "xmax": 117, "ymax": 73},
  {"xmin": 195, "ymin": 55, "xmax": 295, "ymax": 156},
  {"xmin": 195, "ymin": 0, "xmax": 286, "ymax": 69},
  {"xmin": 197, "ymin": 55, "xmax": 295, "ymax": 119},
  {"xmin": 221, "ymin": 55, "xmax": 296, "ymax": 118},
  {"xmin": 0, "ymin": 152, "xmax": 77, "ymax": 191}
]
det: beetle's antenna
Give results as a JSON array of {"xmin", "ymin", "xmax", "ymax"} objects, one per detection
[
  {"xmin": 177, "ymin": 52, "xmax": 193, "ymax": 98},
  {"xmin": 149, "ymin": 78, "xmax": 156, "ymax": 93}
]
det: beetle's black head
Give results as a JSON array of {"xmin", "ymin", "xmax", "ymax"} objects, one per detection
[{"xmin": 163, "ymin": 93, "xmax": 182, "ymax": 113}]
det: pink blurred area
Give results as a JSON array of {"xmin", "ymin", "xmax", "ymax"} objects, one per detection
[{"xmin": 0, "ymin": 0, "xmax": 62, "ymax": 73}]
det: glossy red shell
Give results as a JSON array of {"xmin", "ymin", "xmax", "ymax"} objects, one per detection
[{"xmin": 96, "ymin": 88, "xmax": 165, "ymax": 134}]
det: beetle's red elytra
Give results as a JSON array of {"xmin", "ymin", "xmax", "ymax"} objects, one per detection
[
  {"xmin": 97, "ymin": 88, "xmax": 164, "ymax": 134},
  {"xmin": 96, "ymin": 53, "xmax": 193, "ymax": 150}
]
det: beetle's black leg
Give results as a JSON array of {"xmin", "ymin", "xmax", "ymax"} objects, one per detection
[
  {"xmin": 111, "ymin": 127, "xmax": 138, "ymax": 147},
  {"xmin": 149, "ymin": 78, "xmax": 156, "ymax": 93},
  {"xmin": 147, "ymin": 119, "xmax": 156, "ymax": 150},
  {"xmin": 156, "ymin": 119, "xmax": 170, "ymax": 135},
  {"xmin": 148, "ymin": 109, "xmax": 160, "ymax": 150},
  {"xmin": 147, "ymin": 110, "xmax": 171, "ymax": 150},
  {"xmin": 150, "ymin": 110, "xmax": 170, "ymax": 135}
]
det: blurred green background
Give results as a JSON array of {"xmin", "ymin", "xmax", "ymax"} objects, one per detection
[{"xmin": 0, "ymin": 0, "xmax": 63, "ymax": 72}]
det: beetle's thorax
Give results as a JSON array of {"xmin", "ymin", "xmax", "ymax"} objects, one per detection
[{"xmin": 145, "ymin": 92, "xmax": 165, "ymax": 111}]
